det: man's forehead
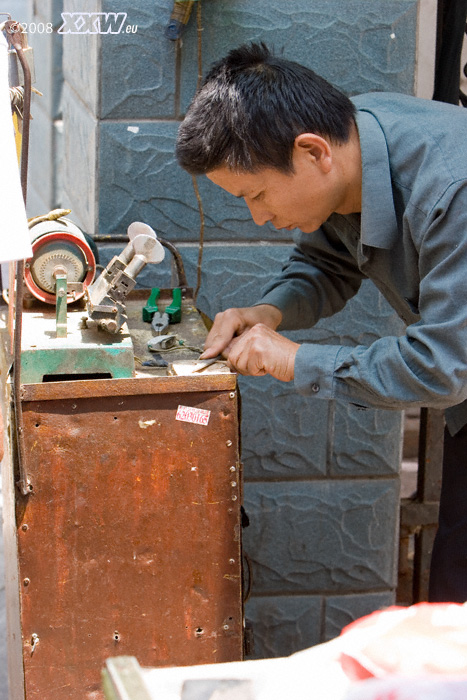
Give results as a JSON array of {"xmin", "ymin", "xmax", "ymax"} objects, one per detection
[
  {"xmin": 207, "ymin": 167, "xmax": 255, "ymax": 193},
  {"xmin": 206, "ymin": 166, "xmax": 268, "ymax": 195}
]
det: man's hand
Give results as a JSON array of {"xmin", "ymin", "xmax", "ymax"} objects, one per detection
[
  {"xmin": 226, "ymin": 324, "xmax": 299, "ymax": 381},
  {"xmin": 201, "ymin": 304, "xmax": 283, "ymax": 358},
  {"xmin": 201, "ymin": 304, "xmax": 299, "ymax": 382}
]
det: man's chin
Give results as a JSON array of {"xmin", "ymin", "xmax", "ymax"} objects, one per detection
[{"xmin": 275, "ymin": 223, "xmax": 316, "ymax": 233}]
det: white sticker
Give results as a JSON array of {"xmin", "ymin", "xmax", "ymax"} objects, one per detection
[{"xmin": 176, "ymin": 405, "xmax": 210, "ymax": 426}]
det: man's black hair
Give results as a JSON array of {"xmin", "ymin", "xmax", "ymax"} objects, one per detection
[{"xmin": 176, "ymin": 42, "xmax": 356, "ymax": 175}]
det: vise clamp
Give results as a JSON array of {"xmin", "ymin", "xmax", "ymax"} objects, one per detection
[{"xmin": 85, "ymin": 222, "xmax": 164, "ymax": 333}]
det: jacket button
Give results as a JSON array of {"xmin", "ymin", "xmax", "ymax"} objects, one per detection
[{"xmin": 311, "ymin": 383, "xmax": 320, "ymax": 393}]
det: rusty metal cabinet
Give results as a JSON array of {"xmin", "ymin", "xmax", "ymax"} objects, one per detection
[{"xmin": 2, "ymin": 296, "xmax": 243, "ymax": 700}]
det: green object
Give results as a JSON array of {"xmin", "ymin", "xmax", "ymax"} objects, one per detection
[
  {"xmin": 142, "ymin": 287, "xmax": 182, "ymax": 324},
  {"xmin": 55, "ymin": 274, "xmax": 68, "ymax": 338},
  {"xmin": 20, "ymin": 307, "xmax": 135, "ymax": 383},
  {"xmin": 142, "ymin": 287, "xmax": 161, "ymax": 323},
  {"xmin": 164, "ymin": 287, "xmax": 182, "ymax": 323}
]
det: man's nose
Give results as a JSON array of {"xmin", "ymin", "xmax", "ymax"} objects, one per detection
[{"xmin": 245, "ymin": 199, "xmax": 272, "ymax": 227}]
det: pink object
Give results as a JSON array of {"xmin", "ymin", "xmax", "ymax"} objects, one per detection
[{"xmin": 339, "ymin": 603, "xmax": 467, "ymax": 681}]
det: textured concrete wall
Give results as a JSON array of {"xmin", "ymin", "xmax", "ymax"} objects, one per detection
[{"xmin": 24, "ymin": 0, "xmax": 419, "ymax": 659}]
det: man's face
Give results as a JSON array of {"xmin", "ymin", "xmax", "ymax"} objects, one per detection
[{"xmin": 206, "ymin": 144, "xmax": 343, "ymax": 233}]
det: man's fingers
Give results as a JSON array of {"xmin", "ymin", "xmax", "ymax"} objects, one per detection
[
  {"xmin": 201, "ymin": 329, "xmax": 235, "ymax": 358},
  {"xmin": 201, "ymin": 305, "xmax": 284, "ymax": 361},
  {"xmin": 202, "ymin": 308, "xmax": 248, "ymax": 357},
  {"xmin": 225, "ymin": 324, "xmax": 299, "ymax": 382}
]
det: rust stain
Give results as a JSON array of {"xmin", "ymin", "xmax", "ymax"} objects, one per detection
[{"xmin": 17, "ymin": 382, "xmax": 243, "ymax": 698}]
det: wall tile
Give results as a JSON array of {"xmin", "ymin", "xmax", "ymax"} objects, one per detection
[
  {"xmin": 245, "ymin": 595, "xmax": 322, "ymax": 659},
  {"xmin": 99, "ymin": 0, "xmax": 177, "ymax": 119},
  {"xmin": 239, "ymin": 376, "xmax": 330, "ymax": 479},
  {"xmin": 9, "ymin": 0, "xmax": 31, "ymax": 24},
  {"xmin": 28, "ymin": 99, "xmax": 54, "ymax": 210},
  {"xmin": 26, "ymin": 185, "xmax": 50, "ymax": 220},
  {"xmin": 180, "ymin": 0, "xmax": 418, "ymax": 113},
  {"xmin": 28, "ymin": 16, "xmax": 63, "ymax": 120},
  {"xmin": 97, "ymin": 121, "xmax": 288, "ymax": 242},
  {"xmin": 61, "ymin": 83, "xmax": 97, "ymax": 232},
  {"xmin": 62, "ymin": 0, "xmax": 100, "ymax": 115},
  {"xmin": 331, "ymin": 402, "xmax": 402, "ymax": 477},
  {"xmin": 324, "ymin": 591, "xmax": 395, "ymax": 641},
  {"xmin": 183, "ymin": 244, "xmax": 292, "ymax": 314},
  {"xmin": 98, "ymin": 121, "xmax": 182, "ymax": 237},
  {"xmin": 243, "ymin": 479, "xmax": 399, "ymax": 594},
  {"xmin": 52, "ymin": 119, "xmax": 64, "ymax": 208},
  {"xmin": 32, "ymin": 0, "xmax": 63, "ymax": 26}
]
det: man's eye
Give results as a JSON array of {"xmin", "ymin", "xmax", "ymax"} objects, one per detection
[{"xmin": 252, "ymin": 192, "xmax": 264, "ymax": 201}]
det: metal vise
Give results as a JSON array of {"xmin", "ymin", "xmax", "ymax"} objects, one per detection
[{"xmin": 85, "ymin": 222, "xmax": 164, "ymax": 333}]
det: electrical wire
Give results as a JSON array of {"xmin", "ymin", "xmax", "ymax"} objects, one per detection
[{"xmin": 192, "ymin": 0, "xmax": 205, "ymax": 304}]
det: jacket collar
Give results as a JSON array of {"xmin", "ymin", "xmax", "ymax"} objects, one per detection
[{"xmin": 355, "ymin": 108, "xmax": 398, "ymax": 248}]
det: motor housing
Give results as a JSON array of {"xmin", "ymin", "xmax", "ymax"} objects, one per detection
[{"xmin": 24, "ymin": 218, "xmax": 96, "ymax": 304}]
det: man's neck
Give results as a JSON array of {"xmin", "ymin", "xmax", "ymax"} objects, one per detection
[{"xmin": 334, "ymin": 122, "xmax": 362, "ymax": 215}]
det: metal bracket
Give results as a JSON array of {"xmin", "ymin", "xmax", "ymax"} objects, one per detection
[{"xmin": 55, "ymin": 274, "xmax": 68, "ymax": 338}]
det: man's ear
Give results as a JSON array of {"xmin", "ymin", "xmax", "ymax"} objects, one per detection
[{"xmin": 293, "ymin": 133, "xmax": 332, "ymax": 173}]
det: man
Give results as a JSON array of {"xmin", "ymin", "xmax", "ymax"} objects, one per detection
[{"xmin": 176, "ymin": 42, "xmax": 467, "ymax": 602}]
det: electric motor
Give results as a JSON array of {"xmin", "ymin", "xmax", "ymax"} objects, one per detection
[{"xmin": 24, "ymin": 218, "xmax": 97, "ymax": 304}]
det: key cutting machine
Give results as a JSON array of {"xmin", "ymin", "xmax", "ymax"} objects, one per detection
[{"xmin": 1, "ymin": 214, "xmax": 244, "ymax": 700}]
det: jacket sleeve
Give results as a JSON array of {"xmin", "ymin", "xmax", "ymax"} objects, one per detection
[
  {"xmin": 293, "ymin": 182, "xmax": 467, "ymax": 415},
  {"xmin": 258, "ymin": 221, "xmax": 364, "ymax": 330}
]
